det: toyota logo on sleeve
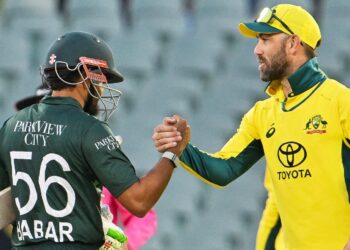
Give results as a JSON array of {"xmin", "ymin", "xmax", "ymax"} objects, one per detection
[{"xmin": 277, "ymin": 141, "xmax": 307, "ymax": 168}]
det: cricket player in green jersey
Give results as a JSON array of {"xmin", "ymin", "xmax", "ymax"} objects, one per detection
[
  {"xmin": 0, "ymin": 31, "xmax": 189, "ymax": 249},
  {"xmin": 153, "ymin": 4, "xmax": 350, "ymax": 250}
]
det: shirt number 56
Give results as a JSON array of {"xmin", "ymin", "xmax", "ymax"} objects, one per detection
[{"xmin": 10, "ymin": 151, "xmax": 76, "ymax": 218}]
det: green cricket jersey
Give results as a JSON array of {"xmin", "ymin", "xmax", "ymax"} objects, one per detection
[
  {"xmin": 0, "ymin": 96, "xmax": 139, "ymax": 249},
  {"xmin": 179, "ymin": 58, "xmax": 350, "ymax": 249}
]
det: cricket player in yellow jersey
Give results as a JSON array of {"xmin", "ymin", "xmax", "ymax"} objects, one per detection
[{"xmin": 152, "ymin": 4, "xmax": 350, "ymax": 250}]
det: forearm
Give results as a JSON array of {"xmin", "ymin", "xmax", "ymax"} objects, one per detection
[
  {"xmin": 179, "ymin": 143, "xmax": 262, "ymax": 187},
  {"xmin": 138, "ymin": 158, "xmax": 174, "ymax": 211},
  {"xmin": 118, "ymin": 158, "xmax": 174, "ymax": 217}
]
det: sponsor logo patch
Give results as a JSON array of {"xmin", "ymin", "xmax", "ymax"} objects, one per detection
[
  {"xmin": 276, "ymin": 141, "xmax": 311, "ymax": 180},
  {"xmin": 266, "ymin": 123, "xmax": 276, "ymax": 138},
  {"xmin": 94, "ymin": 135, "xmax": 120, "ymax": 151},
  {"xmin": 304, "ymin": 114, "xmax": 327, "ymax": 135}
]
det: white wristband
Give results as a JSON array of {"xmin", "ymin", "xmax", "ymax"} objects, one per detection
[{"xmin": 162, "ymin": 151, "xmax": 178, "ymax": 167}]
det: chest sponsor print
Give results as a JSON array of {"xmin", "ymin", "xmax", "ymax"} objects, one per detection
[{"xmin": 276, "ymin": 141, "xmax": 311, "ymax": 180}]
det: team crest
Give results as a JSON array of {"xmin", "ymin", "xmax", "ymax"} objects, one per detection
[
  {"xmin": 49, "ymin": 54, "xmax": 57, "ymax": 65},
  {"xmin": 304, "ymin": 115, "xmax": 327, "ymax": 134}
]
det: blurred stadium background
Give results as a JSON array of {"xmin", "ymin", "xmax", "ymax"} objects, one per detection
[{"xmin": 0, "ymin": 0, "xmax": 349, "ymax": 249}]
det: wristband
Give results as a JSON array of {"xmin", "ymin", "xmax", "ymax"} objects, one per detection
[{"xmin": 162, "ymin": 151, "xmax": 178, "ymax": 168}]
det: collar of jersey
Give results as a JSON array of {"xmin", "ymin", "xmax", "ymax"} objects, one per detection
[
  {"xmin": 265, "ymin": 57, "xmax": 327, "ymax": 100},
  {"xmin": 41, "ymin": 96, "xmax": 82, "ymax": 109}
]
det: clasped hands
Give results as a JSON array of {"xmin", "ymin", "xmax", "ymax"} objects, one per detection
[{"xmin": 152, "ymin": 115, "xmax": 191, "ymax": 156}]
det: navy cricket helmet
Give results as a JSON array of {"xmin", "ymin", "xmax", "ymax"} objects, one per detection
[{"xmin": 42, "ymin": 31, "xmax": 124, "ymax": 83}]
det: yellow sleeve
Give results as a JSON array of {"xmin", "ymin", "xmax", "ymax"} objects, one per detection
[
  {"xmin": 337, "ymin": 82, "xmax": 350, "ymax": 140},
  {"xmin": 256, "ymin": 169, "xmax": 283, "ymax": 250}
]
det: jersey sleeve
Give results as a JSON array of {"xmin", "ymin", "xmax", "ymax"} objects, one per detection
[
  {"xmin": 178, "ymin": 106, "xmax": 264, "ymax": 188},
  {"xmin": 0, "ymin": 125, "xmax": 10, "ymax": 190},
  {"xmin": 338, "ymin": 85, "xmax": 350, "ymax": 141},
  {"xmin": 82, "ymin": 122, "xmax": 139, "ymax": 198},
  {"xmin": 0, "ymin": 165, "xmax": 10, "ymax": 191},
  {"xmin": 256, "ymin": 169, "xmax": 283, "ymax": 250}
]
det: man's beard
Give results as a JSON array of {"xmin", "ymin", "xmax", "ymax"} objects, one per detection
[
  {"xmin": 84, "ymin": 85, "xmax": 99, "ymax": 116},
  {"xmin": 259, "ymin": 41, "xmax": 290, "ymax": 82}
]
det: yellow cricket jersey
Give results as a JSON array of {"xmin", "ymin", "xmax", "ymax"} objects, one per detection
[
  {"xmin": 256, "ymin": 170, "xmax": 284, "ymax": 250},
  {"xmin": 179, "ymin": 58, "xmax": 350, "ymax": 250}
]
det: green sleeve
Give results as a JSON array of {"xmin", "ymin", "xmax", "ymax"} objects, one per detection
[
  {"xmin": 82, "ymin": 122, "xmax": 139, "ymax": 197},
  {"xmin": 179, "ymin": 140, "xmax": 263, "ymax": 187},
  {"xmin": 178, "ymin": 106, "xmax": 264, "ymax": 187},
  {"xmin": 0, "ymin": 165, "xmax": 10, "ymax": 190},
  {"xmin": 0, "ymin": 124, "xmax": 10, "ymax": 190}
]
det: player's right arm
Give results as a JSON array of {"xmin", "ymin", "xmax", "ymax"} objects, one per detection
[
  {"xmin": 118, "ymin": 118, "xmax": 188, "ymax": 217},
  {"xmin": 153, "ymin": 108, "xmax": 264, "ymax": 188},
  {"xmin": 116, "ymin": 157, "xmax": 176, "ymax": 217},
  {"xmin": 84, "ymin": 117, "xmax": 188, "ymax": 217}
]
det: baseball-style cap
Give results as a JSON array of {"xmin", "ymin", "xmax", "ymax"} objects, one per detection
[
  {"xmin": 15, "ymin": 84, "xmax": 51, "ymax": 111},
  {"xmin": 239, "ymin": 4, "xmax": 321, "ymax": 49}
]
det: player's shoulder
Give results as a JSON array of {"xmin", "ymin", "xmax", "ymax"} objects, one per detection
[
  {"xmin": 251, "ymin": 96, "xmax": 275, "ymax": 112},
  {"xmin": 77, "ymin": 112, "xmax": 113, "ymax": 135},
  {"xmin": 320, "ymin": 78, "xmax": 350, "ymax": 98},
  {"xmin": 0, "ymin": 106, "xmax": 30, "ymax": 129},
  {"xmin": 323, "ymin": 78, "xmax": 348, "ymax": 89},
  {"xmin": 72, "ymin": 112, "xmax": 112, "ymax": 137},
  {"xmin": 77, "ymin": 111, "xmax": 102, "ymax": 125}
]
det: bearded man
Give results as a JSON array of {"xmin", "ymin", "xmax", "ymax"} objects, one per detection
[{"xmin": 152, "ymin": 4, "xmax": 350, "ymax": 250}]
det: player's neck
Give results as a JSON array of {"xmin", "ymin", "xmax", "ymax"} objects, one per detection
[
  {"xmin": 281, "ymin": 56, "xmax": 309, "ymax": 98},
  {"xmin": 281, "ymin": 79, "xmax": 292, "ymax": 97},
  {"xmin": 52, "ymin": 85, "xmax": 87, "ymax": 109}
]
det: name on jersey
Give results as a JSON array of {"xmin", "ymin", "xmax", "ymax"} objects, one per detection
[
  {"xmin": 95, "ymin": 135, "xmax": 120, "ymax": 151},
  {"xmin": 13, "ymin": 120, "xmax": 67, "ymax": 147},
  {"xmin": 16, "ymin": 219, "xmax": 73, "ymax": 243}
]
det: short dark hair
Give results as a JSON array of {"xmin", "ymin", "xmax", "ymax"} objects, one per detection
[
  {"xmin": 302, "ymin": 42, "xmax": 316, "ymax": 59},
  {"xmin": 42, "ymin": 67, "xmax": 83, "ymax": 90}
]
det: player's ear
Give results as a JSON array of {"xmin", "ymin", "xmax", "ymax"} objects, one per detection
[
  {"xmin": 286, "ymin": 35, "xmax": 301, "ymax": 55},
  {"xmin": 291, "ymin": 35, "xmax": 302, "ymax": 48}
]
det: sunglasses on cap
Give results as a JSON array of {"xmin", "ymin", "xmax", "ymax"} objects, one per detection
[{"xmin": 255, "ymin": 7, "xmax": 294, "ymax": 35}]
